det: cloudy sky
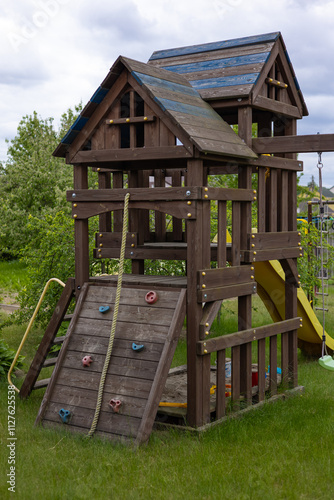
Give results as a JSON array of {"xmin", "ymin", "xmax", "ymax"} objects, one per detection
[{"xmin": 1, "ymin": 0, "xmax": 334, "ymax": 186}]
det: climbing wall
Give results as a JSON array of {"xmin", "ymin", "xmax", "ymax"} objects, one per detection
[{"xmin": 35, "ymin": 281, "xmax": 186, "ymax": 445}]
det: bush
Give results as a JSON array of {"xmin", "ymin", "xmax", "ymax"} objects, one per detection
[{"xmin": 0, "ymin": 339, "xmax": 24, "ymax": 379}]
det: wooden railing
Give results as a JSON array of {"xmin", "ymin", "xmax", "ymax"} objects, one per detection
[{"xmin": 197, "ymin": 317, "xmax": 301, "ymax": 420}]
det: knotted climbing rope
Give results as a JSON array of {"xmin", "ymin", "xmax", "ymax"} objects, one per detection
[{"xmin": 87, "ymin": 192, "xmax": 130, "ymax": 437}]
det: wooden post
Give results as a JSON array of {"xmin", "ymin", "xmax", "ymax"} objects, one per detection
[
  {"xmin": 186, "ymin": 158, "xmax": 210, "ymax": 427},
  {"xmin": 128, "ymin": 170, "xmax": 144, "ymax": 274},
  {"xmin": 73, "ymin": 164, "xmax": 89, "ymax": 294}
]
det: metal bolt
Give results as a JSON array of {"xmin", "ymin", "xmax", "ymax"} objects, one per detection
[
  {"xmin": 204, "ymin": 294, "xmax": 207, "ymax": 299},
  {"xmin": 72, "ymin": 193, "xmax": 76, "ymax": 198},
  {"xmin": 186, "ymin": 190, "xmax": 191, "ymax": 197},
  {"xmin": 130, "ymin": 251, "xmax": 134, "ymax": 255}
]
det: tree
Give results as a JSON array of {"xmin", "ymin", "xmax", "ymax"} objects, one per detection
[{"xmin": 0, "ymin": 105, "xmax": 82, "ymax": 258}]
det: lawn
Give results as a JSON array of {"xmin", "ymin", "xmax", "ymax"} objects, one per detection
[{"xmin": 1, "ymin": 262, "xmax": 334, "ymax": 500}]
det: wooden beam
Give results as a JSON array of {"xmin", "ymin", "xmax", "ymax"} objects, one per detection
[
  {"xmin": 252, "ymin": 95, "xmax": 302, "ymax": 119},
  {"xmin": 70, "ymin": 146, "xmax": 192, "ymax": 164},
  {"xmin": 248, "ymin": 155, "xmax": 303, "ymax": 171},
  {"xmin": 197, "ymin": 318, "xmax": 301, "ymax": 354},
  {"xmin": 253, "ymin": 134, "xmax": 334, "ymax": 154}
]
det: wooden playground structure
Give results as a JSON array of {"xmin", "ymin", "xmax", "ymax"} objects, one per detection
[{"xmin": 19, "ymin": 32, "xmax": 334, "ymax": 444}]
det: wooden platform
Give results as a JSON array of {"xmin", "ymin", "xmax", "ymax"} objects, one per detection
[{"xmin": 35, "ymin": 281, "xmax": 186, "ymax": 445}]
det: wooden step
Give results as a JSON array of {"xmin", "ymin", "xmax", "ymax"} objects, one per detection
[
  {"xmin": 33, "ymin": 378, "xmax": 51, "ymax": 390},
  {"xmin": 43, "ymin": 357, "xmax": 59, "ymax": 368},
  {"xmin": 53, "ymin": 336, "xmax": 66, "ymax": 345}
]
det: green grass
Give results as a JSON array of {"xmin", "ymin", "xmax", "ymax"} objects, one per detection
[
  {"xmin": 1, "ymin": 261, "xmax": 334, "ymax": 499},
  {"xmin": 0, "ymin": 260, "xmax": 28, "ymax": 293},
  {"xmin": 1, "ymin": 359, "xmax": 334, "ymax": 500}
]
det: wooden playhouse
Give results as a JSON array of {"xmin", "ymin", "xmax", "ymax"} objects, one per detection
[{"xmin": 21, "ymin": 32, "xmax": 334, "ymax": 444}]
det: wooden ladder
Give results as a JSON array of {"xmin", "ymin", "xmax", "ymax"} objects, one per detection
[{"xmin": 19, "ymin": 278, "xmax": 75, "ymax": 399}]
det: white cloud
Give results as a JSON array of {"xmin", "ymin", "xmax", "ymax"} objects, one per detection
[{"xmin": 1, "ymin": 0, "xmax": 334, "ymax": 185}]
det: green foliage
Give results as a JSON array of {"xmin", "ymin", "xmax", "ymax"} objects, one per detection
[
  {"xmin": 0, "ymin": 106, "xmax": 82, "ymax": 258},
  {"xmin": 0, "ymin": 339, "xmax": 24, "ymax": 379},
  {"xmin": 298, "ymin": 221, "xmax": 334, "ymax": 305}
]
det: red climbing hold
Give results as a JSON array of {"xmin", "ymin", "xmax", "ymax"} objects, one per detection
[
  {"xmin": 145, "ymin": 291, "xmax": 158, "ymax": 304},
  {"xmin": 109, "ymin": 399, "xmax": 122, "ymax": 413},
  {"xmin": 82, "ymin": 355, "xmax": 93, "ymax": 367}
]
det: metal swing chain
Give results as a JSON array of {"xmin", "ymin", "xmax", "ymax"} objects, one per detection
[{"xmin": 317, "ymin": 152, "xmax": 327, "ymax": 357}]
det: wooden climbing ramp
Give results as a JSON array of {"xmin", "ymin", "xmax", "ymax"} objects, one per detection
[{"xmin": 35, "ymin": 280, "xmax": 186, "ymax": 445}]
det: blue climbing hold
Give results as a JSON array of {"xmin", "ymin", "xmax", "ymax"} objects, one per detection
[
  {"xmin": 132, "ymin": 342, "xmax": 144, "ymax": 352},
  {"xmin": 59, "ymin": 408, "xmax": 71, "ymax": 423},
  {"xmin": 99, "ymin": 306, "xmax": 110, "ymax": 314}
]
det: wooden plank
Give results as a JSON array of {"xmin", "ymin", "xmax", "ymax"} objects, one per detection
[
  {"xmin": 56, "ymin": 366, "xmax": 156, "ymax": 398},
  {"xmin": 257, "ymin": 339, "xmax": 266, "ymax": 402},
  {"xmin": 257, "ymin": 167, "xmax": 266, "ymax": 232},
  {"xmin": 216, "ymin": 350, "xmax": 226, "ymax": 419},
  {"xmin": 74, "ymin": 166, "xmax": 89, "ymax": 292},
  {"xmin": 248, "ymin": 231, "xmax": 300, "ymax": 250},
  {"xmin": 172, "ymin": 170, "xmax": 183, "ymax": 241},
  {"xmin": 217, "ymin": 201, "xmax": 227, "ymax": 268},
  {"xmin": 252, "ymin": 95, "xmax": 302, "ymax": 119},
  {"xmin": 106, "ymin": 115, "xmax": 155, "ymax": 125},
  {"xmin": 49, "ymin": 385, "xmax": 147, "ymax": 418},
  {"xmin": 243, "ymin": 247, "xmax": 302, "ymax": 263},
  {"xmin": 269, "ymin": 336, "xmax": 278, "ymax": 395},
  {"xmin": 195, "ymin": 84, "xmax": 253, "ymax": 100},
  {"xmin": 43, "ymin": 401, "xmax": 141, "ymax": 438},
  {"xmin": 84, "ymin": 285, "xmax": 181, "ymax": 308},
  {"xmin": 135, "ymin": 289, "xmax": 186, "ymax": 444},
  {"xmin": 19, "ymin": 278, "xmax": 75, "ymax": 399},
  {"xmin": 198, "ymin": 282, "xmax": 256, "ymax": 303},
  {"xmin": 150, "ymin": 40, "xmax": 276, "ymax": 66},
  {"xmin": 73, "ymin": 318, "xmax": 169, "ymax": 343},
  {"xmin": 35, "ymin": 282, "xmax": 90, "ymax": 425},
  {"xmin": 96, "ymin": 231, "xmax": 137, "ymax": 248},
  {"xmin": 198, "ymin": 265, "xmax": 254, "ymax": 289},
  {"xmin": 253, "ymin": 133, "xmax": 334, "ymax": 154},
  {"xmin": 197, "ymin": 318, "xmax": 301, "ymax": 354},
  {"xmin": 266, "ymin": 168, "xmax": 277, "ymax": 232},
  {"xmin": 160, "ymin": 52, "xmax": 270, "ymax": 75},
  {"xmin": 79, "ymin": 303, "xmax": 176, "ymax": 327},
  {"xmin": 68, "ymin": 186, "xmax": 201, "ymax": 202},
  {"xmin": 71, "ymin": 200, "xmax": 197, "ymax": 221},
  {"xmin": 179, "ymin": 63, "xmax": 265, "ymax": 85},
  {"xmin": 203, "ymin": 187, "xmax": 255, "ymax": 201},
  {"xmin": 249, "ymin": 155, "xmax": 303, "ymax": 172},
  {"xmin": 186, "ymin": 158, "xmax": 206, "ymax": 428},
  {"xmin": 231, "ymin": 201, "xmax": 241, "ymax": 265},
  {"xmin": 199, "ymin": 300, "xmax": 222, "ymax": 340},
  {"xmin": 95, "ymin": 246, "xmax": 188, "ymax": 261},
  {"xmin": 190, "ymin": 136, "xmax": 256, "ymax": 158},
  {"xmin": 232, "ymin": 345, "xmax": 241, "ymax": 409},
  {"xmin": 71, "ymin": 146, "xmax": 192, "ymax": 165},
  {"xmin": 62, "ymin": 351, "xmax": 158, "ymax": 381}
]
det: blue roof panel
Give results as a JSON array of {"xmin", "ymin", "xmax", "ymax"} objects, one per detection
[
  {"xmin": 150, "ymin": 32, "xmax": 280, "ymax": 61},
  {"xmin": 131, "ymin": 71, "xmax": 199, "ymax": 97},
  {"xmin": 190, "ymin": 72, "xmax": 260, "ymax": 90},
  {"xmin": 161, "ymin": 51, "xmax": 270, "ymax": 74}
]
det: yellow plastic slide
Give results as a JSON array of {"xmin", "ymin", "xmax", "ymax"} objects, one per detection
[{"xmin": 254, "ymin": 260, "xmax": 334, "ymax": 350}]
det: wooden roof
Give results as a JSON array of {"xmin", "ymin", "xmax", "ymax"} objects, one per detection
[
  {"xmin": 54, "ymin": 56, "xmax": 256, "ymax": 161},
  {"xmin": 149, "ymin": 32, "xmax": 308, "ymax": 117}
]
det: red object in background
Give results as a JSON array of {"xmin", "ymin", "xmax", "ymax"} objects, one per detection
[{"xmin": 252, "ymin": 371, "xmax": 258, "ymax": 386}]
